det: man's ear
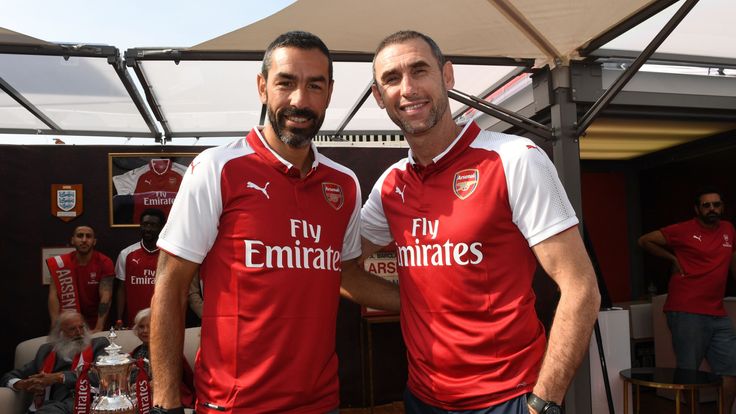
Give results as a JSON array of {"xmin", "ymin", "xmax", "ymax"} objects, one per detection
[
  {"xmin": 371, "ymin": 83, "xmax": 385, "ymax": 109},
  {"xmin": 442, "ymin": 60, "xmax": 455, "ymax": 90},
  {"xmin": 257, "ymin": 73, "xmax": 267, "ymax": 104}
]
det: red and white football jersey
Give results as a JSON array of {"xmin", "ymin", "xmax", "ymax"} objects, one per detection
[
  {"xmin": 361, "ymin": 121, "xmax": 579, "ymax": 410},
  {"xmin": 158, "ymin": 127, "xmax": 361, "ymax": 413},
  {"xmin": 661, "ymin": 218, "xmax": 735, "ymax": 316},
  {"xmin": 112, "ymin": 159, "xmax": 187, "ymax": 223},
  {"xmin": 115, "ymin": 241, "xmax": 159, "ymax": 326}
]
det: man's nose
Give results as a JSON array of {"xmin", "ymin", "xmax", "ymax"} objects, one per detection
[
  {"xmin": 401, "ymin": 77, "xmax": 417, "ymax": 97},
  {"xmin": 290, "ymin": 86, "xmax": 308, "ymax": 107}
]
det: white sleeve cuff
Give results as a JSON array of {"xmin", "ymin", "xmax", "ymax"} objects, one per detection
[{"xmin": 6, "ymin": 378, "xmax": 20, "ymax": 391}]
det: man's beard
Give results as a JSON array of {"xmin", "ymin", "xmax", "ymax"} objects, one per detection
[
  {"xmin": 700, "ymin": 211, "xmax": 721, "ymax": 225},
  {"xmin": 267, "ymin": 106, "xmax": 323, "ymax": 148},
  {"xmin": 53, "ymin": 332, "xmax": 91, "ymax": 361}
]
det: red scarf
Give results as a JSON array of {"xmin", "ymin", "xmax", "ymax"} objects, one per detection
[
  {"xmin": 135, "ymin": 358, "xmax": 151, "ymax": 414},
  {"xmin": 74, "ymin": 363, "xmax": 91, "ymax": 414},
  {"xmin": 46, "ymin": 254, "xmax": 81, "ymax": 313}
]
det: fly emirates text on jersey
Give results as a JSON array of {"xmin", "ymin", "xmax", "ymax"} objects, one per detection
[
  {"xmin": 243, "ymin": 219, "xmax": 341, "ymax": 271},
  {"xmin": 398, "ymin": 218, "xmax": 483, "ymax": 267}
]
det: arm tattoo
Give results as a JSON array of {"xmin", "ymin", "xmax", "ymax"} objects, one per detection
[
  {"xmin": 98, "ymin": 301, "xmax": 111, "ymax": 317},
  {"xmin": 98, "ymin": 278, "xmax": 113, "ymax": 316},
  {"xmin": 100, "ymin": 277, "xmax": 113, "ymax": 292}
]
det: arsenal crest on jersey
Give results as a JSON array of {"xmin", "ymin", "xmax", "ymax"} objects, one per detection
[
  {"xmin": 51, "ymin": 184, "xmax": 84, "ymax": 222},
  {"xmin": 453, "ymin": 169, "xmax": 479, "ymax": 200},
  {"xmin": 322, "ymin": 182, "xmax": 344, "ymax": 210}
]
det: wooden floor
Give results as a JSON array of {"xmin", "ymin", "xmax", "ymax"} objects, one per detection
[{"xmin": 340, "ymin": 390, "xmax": 729, "ymax": 413}]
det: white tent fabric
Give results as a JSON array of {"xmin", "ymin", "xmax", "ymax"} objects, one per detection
[{"xmin": 191, "ymin": 0, "xmax": 659, "ymax": 67}]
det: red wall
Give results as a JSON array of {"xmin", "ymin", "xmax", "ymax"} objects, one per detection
[{"xmin": 582, "ymin": 172, "xmax": 631, "ymax": 302}]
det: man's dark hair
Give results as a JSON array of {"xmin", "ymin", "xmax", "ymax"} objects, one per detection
[
  {"xmin": 140, "ymin": 208, "xmax": 166, "ymax": 225},
  {"xmin": 72, "ymin": 225, "xmax": 95, "ymax": 237},
  {"xmin": 372, "ymin": 30, "xmax": 446, "ymax": 79},
  {"xmin": 261, "ymin": 31, "xmax": 333, "ymax": 81},
  {"xmin": 693, "ymin": 185, "xmax": 723, "ymax": 206}
]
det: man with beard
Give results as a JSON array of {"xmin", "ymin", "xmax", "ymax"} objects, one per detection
[
  {"xmin": 47, "ymin": 226, "xmax": 114, "ymax": 333},
  {"xmin": 639, "ymin": 187, "xmax": 736, "ymax": 412},
  {"xmin": 115, "ymin": 208, "xmax": 166, "ymax": 327},
  {"xmin": 150, "ymin": 31, "xmax": 399, "ymax": 414},
  {"xmin": 1, "ymin": 311, "xmax": 106, "ymax": 413},
  {"xmin": 362, "ymin": 31, "xmax": 600, "ymax": 413}
]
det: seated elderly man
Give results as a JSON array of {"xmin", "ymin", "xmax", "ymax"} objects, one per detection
[{"xmin": 1, "ymin": 311, "xmax": 106, "ymax": 413}]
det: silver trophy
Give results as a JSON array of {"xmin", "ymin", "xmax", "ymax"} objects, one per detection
[{"xmin": 90, "ymin": 328, "xmax": 137, "ymax": 414}]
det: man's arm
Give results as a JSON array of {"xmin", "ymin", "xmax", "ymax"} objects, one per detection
[
  {"xmin": 340, "ymin": 259, "xmax": 399, "ymax": 312},
  {"xmin": 529, "ymin": 226, "xmax": 600, "ymax": 409},
  {"xmin": 151, "ymin": 251, "xmax": 199, "ymax": 409},
  {"xmin": 94, "ymin": 277, "xmax": 114, "ymax": 332},
  {"xmin": 638, "ymin": 230, "xmax": 683, "ymax": 275},
  {"xmin": 48, "ymin": 283, "xmax": 59, "ymax": 328},
  {"xmin": 187, "ymin": 273, "xmax": 203, "ymax": 318}
]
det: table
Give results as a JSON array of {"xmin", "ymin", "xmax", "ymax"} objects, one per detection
[{"xmin": 620, "ymin": 367, "xmax": 722, "ymax": 414}]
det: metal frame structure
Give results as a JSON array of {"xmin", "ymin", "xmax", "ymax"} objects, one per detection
[
  {"xmin": 0, "ymin": 42, "xmax": 160, "ymax": 139},
  {"xmin": 125, "ymin": 47, "xmax": 535, "ymax": 141}
]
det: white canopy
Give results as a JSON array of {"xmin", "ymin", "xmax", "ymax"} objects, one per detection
[{"xmin": 191, "ymin": 0, "xmax": 659, "ymax": 67}]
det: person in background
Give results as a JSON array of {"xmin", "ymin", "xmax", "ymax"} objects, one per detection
[
  {"xmin": 187, "ymin": 273, "xmax": 203, "ymax": 320},
  {"xmin": 115, "ymin": 208, "xmax": 166, "ymax": 327},
  {"xmin": 639, "ymin": 186, "xmax": 736, "ymax": 413},
  {"xmin": 1, "ymin": 311, "xmax": 107, "ymax": 413},
  {"xmin": 362, "ymin": 30, "xmax": 600, "ymax": 414},
  {"xmin": 47, "ymin": 226, "xmax": 114, "ymax": 333},
  {"xmin": 130, "ymin": 308, "xmax": 195, "ymax": 408}
]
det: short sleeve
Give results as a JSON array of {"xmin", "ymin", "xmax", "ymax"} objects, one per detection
[
  {"xmin": 157, "ymin": 150, "xmax": 226, "ymax": 264},
  {"xmin": 361, "ymin": 170, "xmax": 394, "ymax": 247},
  {"xmin": 114, "ymin": 251, "xmax": 126, "ymax": 281},
  {"xmin": 341, "ymin": 175, "xmax": 362, "ymax": 261},
  {"xmin": 498, "ymin": 138, "xmax": 578, "ymax": 246}
]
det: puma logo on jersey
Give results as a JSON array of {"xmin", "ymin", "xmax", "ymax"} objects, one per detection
[
  {"xmin": 190, "ymin": 161, "xmax": 201, "ymax": 173},
  {"xmin": 144, "ymin": 179, "xmax": 152, "ymax": 185},
  {"xmin": 395, "ymin": 185, "xmax": 406, "ymax": 203},
  {"xmin": 132, "ymin": 258, "xmax": 140, "ymax": 264},
  {"xmin": 247, "ymin": 181, "xmax": 270, "ymax": 199},
  {"xmin": 693, "ymin": 234, "xmax": 702, "ymax": 242}
]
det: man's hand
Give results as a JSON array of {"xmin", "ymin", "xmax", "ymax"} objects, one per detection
[{"xmin": 14, "ymin": 372, "xmax": 63, "ymax": 393}]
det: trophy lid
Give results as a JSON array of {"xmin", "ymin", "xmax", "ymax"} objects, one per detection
[{"xmin": 95, "ymin": 327, "xmax": 133, "ymax": 367}]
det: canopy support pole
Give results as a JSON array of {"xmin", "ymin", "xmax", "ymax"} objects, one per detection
[
  {"xmin": 332, "ymin": 81, "xmax": 373, "ymax": 140},
  {"xmin": 448, "ymin": 89, "xmax": 553, "ymax": 140},
  {"xmin": 0, "ymin": 75, "xmax": 60, "ymax": 131},
  {"xmin": 576, "ymin": 0, "xmax": 700, "ymax": 136}
]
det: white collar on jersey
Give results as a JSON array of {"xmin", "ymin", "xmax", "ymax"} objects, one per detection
[
  {"xmin": 407, "ymin": 120, "xmax": 474, "ymax": 166},
  {"xmin": 139, "ymin": 241, "xmax": 159, "ymax": 254},
  {"xmin": 253, "ymin": 126, "xmax": 320, "ymax": 171}
]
